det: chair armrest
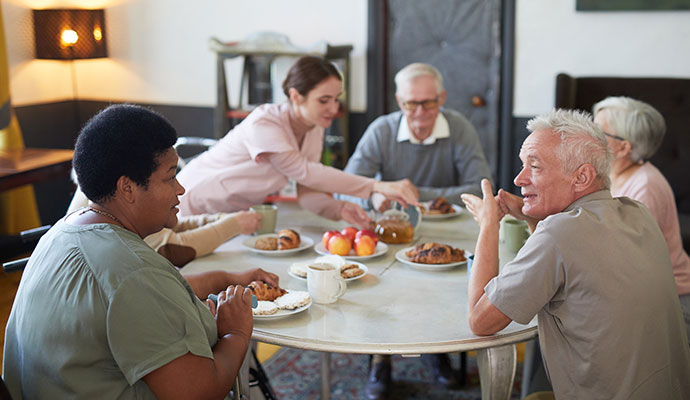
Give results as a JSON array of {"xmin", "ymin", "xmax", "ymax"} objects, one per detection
[{"xmin": 3, "ymin": 257, "xmax": 29, "ymax": 273}]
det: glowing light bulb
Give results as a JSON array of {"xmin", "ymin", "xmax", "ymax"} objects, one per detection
[
  {"xmin": 60, "ymin": 29, "xmax": 78, "ymax": 47},
  {"xmin": 93, "ymin": 27, "xmax": 102, "ymax": 41}
]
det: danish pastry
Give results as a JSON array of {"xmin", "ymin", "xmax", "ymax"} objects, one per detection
[
  {"xmin": 278, "ymin": 229, "xmax": 301, "ymax": 250},
  {"xmin": 274, "ymin": 290, "xmax": 311, "ymax": 310},
  {"xmin": 248, "ymin": 281, "xmax": 287, "ymax": 301},
  {"xmin": 253, "ymin": 301, "xmax": 278, "ymax": 315},
  {"xmin": 427, "ymin": 197, "xmax": 454, "ymax": 214},
  {"xmin": 405, "ymin": 242, "xmax": 465, "ymax": 264}
]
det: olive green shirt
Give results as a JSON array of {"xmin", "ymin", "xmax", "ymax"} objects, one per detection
[{"xmin": 3, "ymin": 220, "xmax": 218, "ymax": 399}]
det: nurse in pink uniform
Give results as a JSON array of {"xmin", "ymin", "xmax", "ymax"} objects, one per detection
[
  {"xmin": 177, "ymin": 56, "xmax": 418, "ymax": 228},
  {"xmin": 594, "ymin": 96, "xmax": 690, "ymax": 344}
]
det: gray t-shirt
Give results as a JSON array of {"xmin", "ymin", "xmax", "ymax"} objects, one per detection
[
  {"xmin": 339, "ymin": 109, "xmax": 491, "ymax": 206},
  {"xmin": 487, "ymin": 191, "xmax": 690, "ymax": 399},
  {"xmin": 3, "ymin": 220, "xmax": 218, "ymax": 399}
]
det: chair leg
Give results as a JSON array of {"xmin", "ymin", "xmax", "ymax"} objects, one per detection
[
  {"xmin": 249, "ymin": 348, "xmax": 278, "ymax": 400},
  {"xmin": 459, "ymin": 351, "xmax": 467, "ymax": 387}
]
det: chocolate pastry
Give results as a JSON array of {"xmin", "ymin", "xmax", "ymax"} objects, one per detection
[
  {"xmin": 278, "ymin": 229, "xmax": 301, "ymax": 250},
  {"xmin": 405, "ymin": 242, "xmax": 465, "ymax": 264},
  {"xmin": 428, "ymin": 197, "xmax": 454, "ymax": 214},
  {"xmin": 248, "ymin": 281, "xmax": 287, "ymax": 301}
]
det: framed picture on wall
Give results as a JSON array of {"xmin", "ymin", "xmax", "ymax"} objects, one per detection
[{"xmin": 577, "ymin": 0, "xmax": 690, "ymax": 10}]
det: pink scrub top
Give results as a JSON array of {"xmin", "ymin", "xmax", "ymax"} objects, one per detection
[
  {"xmin": 177, "ymin": 103, "xmax": 374, "ymax": 218},
  {"xmin": 613, "ymin": 162, "xmax": 690, "ymax": 295}
]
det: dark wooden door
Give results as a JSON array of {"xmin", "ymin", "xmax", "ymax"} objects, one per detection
[{"xmin": 371, "ymin": 0, "xmax": 502, "ymax": 178}]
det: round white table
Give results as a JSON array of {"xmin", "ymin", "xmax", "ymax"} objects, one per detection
[{"xmin": 184, "ymin": 203, "xmax": 537, "ymax": 399}]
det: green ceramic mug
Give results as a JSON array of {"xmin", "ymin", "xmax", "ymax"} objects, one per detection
[
  {"xmin": 503, "ymin": 219, "xmax": 529, "ymax": 253},
  {"xmin": 250, "ymin": 204, "xmax": 278, "ymax": 235}
]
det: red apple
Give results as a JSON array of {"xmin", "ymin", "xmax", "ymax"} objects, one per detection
[
  {"xmin": 355, "ymin": 229, "xmax": 378, "ymax": 244},
  {"xmin": 340, "ymin": 226, "xmax": 358, "ymax": 246},
  {"xmin": 328, "ymin": 233, "xmax": 352, "ymax": 256},
  {"xmin": 322, "ymin": 230, "xmax": 340, "ymax": 250}
]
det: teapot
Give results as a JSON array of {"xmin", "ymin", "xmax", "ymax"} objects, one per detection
[{"xmin": 374, "ymin": 204, "xmax": 420, "ymax": 244}]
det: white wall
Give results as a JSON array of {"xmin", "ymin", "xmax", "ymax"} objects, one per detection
[
  {"xmin": 5, "ymin": 0, "xmax": 690, "ymax": 117},
  {"xmin": 514, "ymin": 0, "xmax": 690, "ymax": 116},
  {"xmin": 3, "ymin": 0, "xmax": 369, "ymax": 110}
]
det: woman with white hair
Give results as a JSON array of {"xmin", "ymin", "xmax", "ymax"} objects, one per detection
[{"xmin": 594, "ymin": 96, "xmax": 690, "ymax": 343}]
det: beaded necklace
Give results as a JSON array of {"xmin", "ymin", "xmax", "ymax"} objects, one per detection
[{"xmin": 80, "ymin": 207, "xmax": 125, "ymax": 227}]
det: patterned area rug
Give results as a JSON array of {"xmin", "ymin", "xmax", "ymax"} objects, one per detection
[{"xmin": 262, "ymin": 349, "xmax": 524, "ymax": 399}]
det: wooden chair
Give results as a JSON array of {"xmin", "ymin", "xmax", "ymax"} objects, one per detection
[{"xmin": 0, "ymin": 375, "xmax": 13, "ymax": 400}]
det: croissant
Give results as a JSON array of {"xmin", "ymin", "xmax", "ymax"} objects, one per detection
[
  {"xmin": 405, "ymin": 242, "xmax": 465, "ymax": 264},
  {"xmin": 248, "ymin": 281, "xmax": 287, "ymax": 301},
  {"xmin": 278, "ymin": 229, "xmax": 300, "ymax": 250}
]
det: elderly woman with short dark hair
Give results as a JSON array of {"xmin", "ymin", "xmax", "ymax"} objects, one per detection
[
  {"xmin": 3, "ymin": 104, "xmax": 277, "ymax": 399},
  {"xmin": 594, "ymin": 96, "xmax": 690, "ymax": 344}
]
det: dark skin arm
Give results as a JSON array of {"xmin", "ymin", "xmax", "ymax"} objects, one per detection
[
  {"xmin": 183, "ymin": 268, "xmax": 279, "ymax": 300},
  {"xmin": 143, "ymin": 285, "xmax": 253, "ymax": 399}
]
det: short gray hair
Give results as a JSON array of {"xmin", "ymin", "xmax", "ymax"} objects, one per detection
[
  {"xmin": 394, "ymin": 63, "xmax": 444, "ymax": 95},
  {"xmin": 592, "ymin": 96, "xmax": 666, "ymax": 163},
  {"xmin": 527, "ymin": 109, "xmax": 612, "ymax": 189}
]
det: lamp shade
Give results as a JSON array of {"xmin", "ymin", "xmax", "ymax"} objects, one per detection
[{"xmin": 33, "ymin": 9, "xmax": 107, "ymax": 60}]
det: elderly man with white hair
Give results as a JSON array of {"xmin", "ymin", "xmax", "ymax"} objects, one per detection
[
  {"xmin": 462, "ymin": 109, "xmax": 690, "ymax": 399},
  {"xmin": 340, "ymin": 63, "xmax": 491, "ymax": 399},
  {"xmin": 341, "ymin": 62, "xmax": 491, "ymax": 211}
]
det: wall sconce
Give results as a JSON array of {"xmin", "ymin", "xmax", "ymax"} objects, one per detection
[{"xmin": 33, "ymin": 9, "xmax": 107, "ymax": 60}]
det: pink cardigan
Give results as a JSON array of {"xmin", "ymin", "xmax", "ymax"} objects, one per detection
[
  {"xmin": 613, "ymin": 162, "xmax": 690, "ymax": 295},
  {"xmin": 177, "ymin": 103, "xmax": 374, "ymax": 219}
]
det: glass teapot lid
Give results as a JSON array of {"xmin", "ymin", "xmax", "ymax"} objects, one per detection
[{"xmin": 377, "ymin": 202, "xmax": 421, "ymax": 228}]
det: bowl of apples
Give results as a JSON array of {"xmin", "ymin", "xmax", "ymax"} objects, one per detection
[{"xmin": 315, "ymin": 227, "xmax": 389, "ymax": 260}]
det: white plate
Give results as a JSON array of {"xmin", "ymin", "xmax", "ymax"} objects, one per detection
[
  {"xmin": 421, "ymin": 204, "xmax": 463, "ymax": 220},
  {"xmin": 313, "ymin": 241, "xmax": 388, "ymax": 260},
  {"xmin": 288, "ymin": 261, "xmax": 369, "ymax": 282},
  {"xmin": 395, "ymin": 247, "xmax": 468, "ymax": 271},
  {"xmin": 254, "ymin": 300, "xmax": 312, "ymax": 320},
  {"xmin": 242, "ymin": 234, "xmax": 314, "ymax": 256}
]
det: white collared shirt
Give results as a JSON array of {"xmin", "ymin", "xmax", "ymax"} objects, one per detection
[{"xmin": 397, "ymin": 112, "xmax": 450, "ymax": 145}]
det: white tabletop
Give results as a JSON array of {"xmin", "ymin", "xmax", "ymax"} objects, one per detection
[{"xmin": 183, "ymin": 202, "xmax": 537, "ymax": 355}]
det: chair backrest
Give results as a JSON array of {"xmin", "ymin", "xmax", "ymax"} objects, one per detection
[
  {"xmin": 1, "ymin": 225, "xmax": 51, "ymax": 269},
  {"xmin": 555, "ymin": 73, "xmax": 690, "ymax": 250},
  {"xmin": 173, "ymin": 136, "xmax": 218, "ymax": 170}
]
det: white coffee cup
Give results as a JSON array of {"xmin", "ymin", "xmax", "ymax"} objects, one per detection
[{"xmin": 307, "ymin": 263, "xmax": 347, "ymax": 304}]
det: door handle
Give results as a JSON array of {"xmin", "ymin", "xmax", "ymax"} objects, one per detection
[{"xmin": 471, "ymin": 95, "xmax": 486, "ymax": 107}]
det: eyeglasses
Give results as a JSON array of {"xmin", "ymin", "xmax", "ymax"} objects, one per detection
[
  {"xmin": 603, "ymin": 132, "xmax": 625, "ymax": 141},
  {"xmin": 400, "ymin": 97, "xmax": 440, "ymax": 111}
]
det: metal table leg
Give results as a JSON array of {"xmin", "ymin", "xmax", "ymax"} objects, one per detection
[
  {"xmin": 239, "ymin": 344, "xmax": 253, "ymax": 399},
  {"xmin": 320, "ymin": 352, "xmax": 331, "ymax": 400},
  {"xmin": 477, "ymin": 344, "xmax": 517, "ymax": 400}
]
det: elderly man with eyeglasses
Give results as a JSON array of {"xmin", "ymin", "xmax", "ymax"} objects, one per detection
[
  {"xmin": 342, "ymin": 63, "xmax": 490, "ymax": 216},
  {"xmin": 339, "ymin": 63, "xmax": 491, "ymax": 399}
]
